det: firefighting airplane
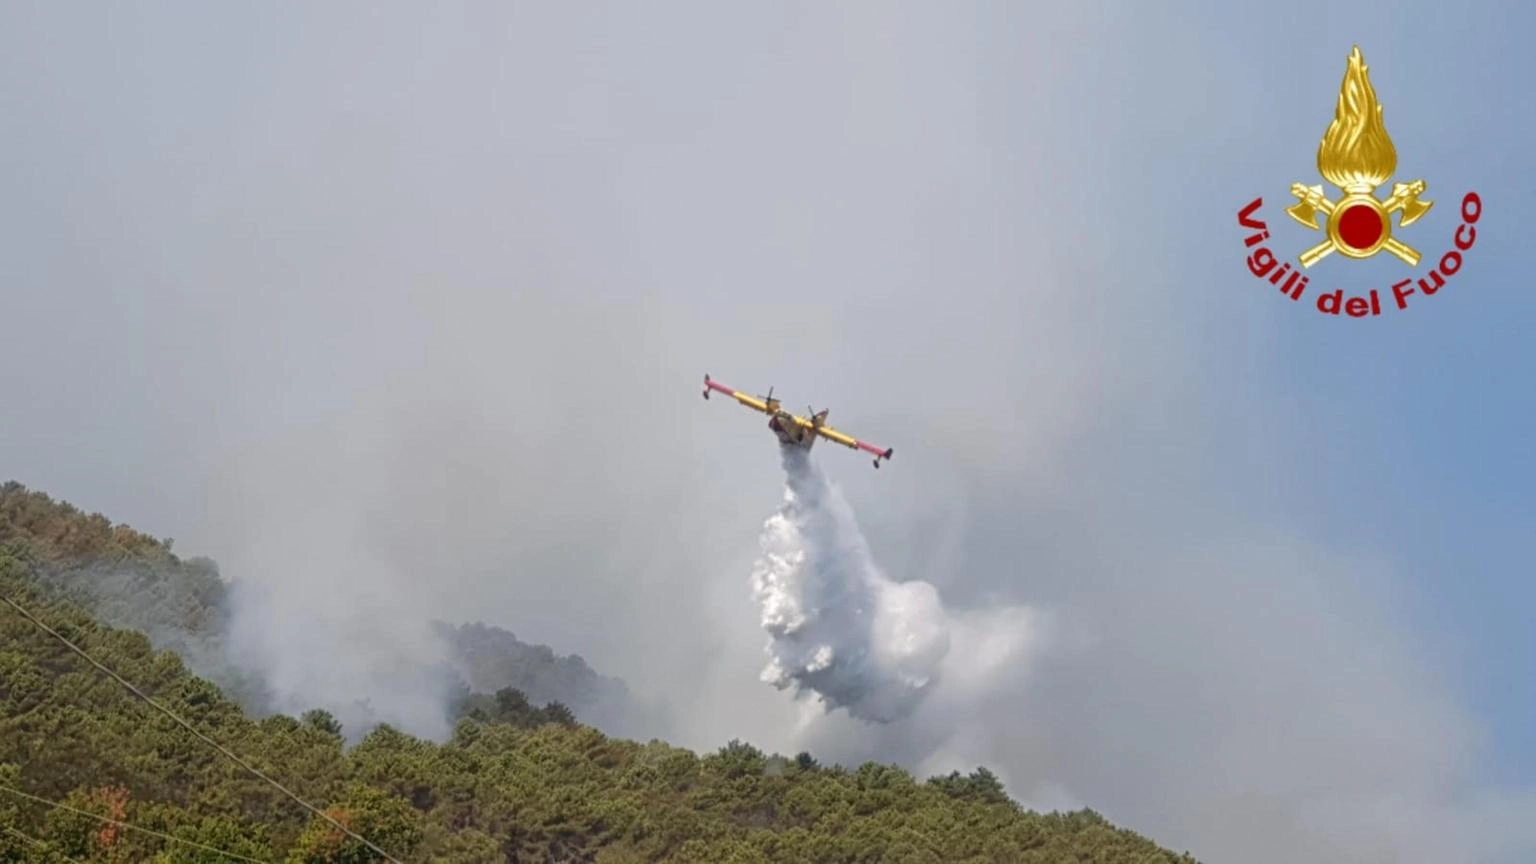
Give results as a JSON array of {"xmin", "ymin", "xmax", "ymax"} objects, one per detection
[{"xmin": 701, "ymin": 373, "xmax": 895, "ymax": 469}]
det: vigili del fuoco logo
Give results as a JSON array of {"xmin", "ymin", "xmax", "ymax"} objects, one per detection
[{"xmin": 1236, "ymin": 45, "xmax": 1482, "ymax": 317}]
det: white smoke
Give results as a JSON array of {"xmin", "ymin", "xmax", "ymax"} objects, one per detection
[
  {"xmin": 226, "ymin": 562, "xmax": 460, "ymax": 743},
  {"xmin": 753, "ymin": 446, "xmax": 1032, "ymax": 725}
]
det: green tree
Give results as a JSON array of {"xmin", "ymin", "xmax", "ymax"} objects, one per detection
[
  {"xmin": 286, "ymin": 785, "xmax": 423, "ymax": 864},
  {"xmin": 0, "ymin": 481, "xmax": 1202, "ymax": 864}
]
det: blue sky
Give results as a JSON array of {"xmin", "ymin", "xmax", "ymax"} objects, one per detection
[
  {"xmin": 1030, "ymin": 0, "xmax": 1536, "ymax": 789},
  {"xmin": 981, "ymin": 0, "xmax": 1536, "ymax": 799},
  {"xmin": 1191, "ymin": 1, "xmax": 1536, "ymax": 784},
  {"xmin": 1, "ymin": 2, "xmax": 1533, "ymax": 861}
]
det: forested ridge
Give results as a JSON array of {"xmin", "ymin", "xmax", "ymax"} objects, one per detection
[
  {"xmin": 0, "ymin": 481, "xmax": 1199, "ymax": 862},
  {"xmin": 2, "ymin": 481, "xmax": 628, "ymax": 738}
]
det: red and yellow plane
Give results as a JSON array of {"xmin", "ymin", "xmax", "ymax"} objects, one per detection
[{"xmin": 702, "ymin": 373, "xmax": 895, "ymax": 469}]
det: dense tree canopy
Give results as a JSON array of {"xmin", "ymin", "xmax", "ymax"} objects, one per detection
[{"xmin": 0, "ymin": 482, "xmax": 1199, "ymax": 862}]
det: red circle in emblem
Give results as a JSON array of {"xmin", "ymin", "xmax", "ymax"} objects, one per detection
[{"xmin": 1338, "ymin": 203, "xmax": 1385, "ymax": 250}]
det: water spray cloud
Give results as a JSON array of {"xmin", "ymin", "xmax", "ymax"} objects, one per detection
[{"xmin": 752, "ymin": 446, "xmax": 956, "ymax": 723}]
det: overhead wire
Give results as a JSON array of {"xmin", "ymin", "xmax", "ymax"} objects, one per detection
[
  {"xmin": 0, "ymin": 783, "xmax": 267, "ymax": 863},
  {"xmin": 0, "ymin": 591, "xmax": 405, "ymax": 864},
  {"xmin": 2, "ymin": 822, "xmax": 87, "ymax": 864}
]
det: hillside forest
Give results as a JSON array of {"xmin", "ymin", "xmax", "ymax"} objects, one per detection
[{"xmin": 0, "ymin": 481, "xmax": 1198, "ymax": 863}]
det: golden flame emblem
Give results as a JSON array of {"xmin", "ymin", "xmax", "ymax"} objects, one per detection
[{"xmin": 1286, "ymin": 46, "xmax": 1433, "ymax": 267}]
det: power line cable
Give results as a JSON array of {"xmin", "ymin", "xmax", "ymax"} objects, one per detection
[
  {"xmin": 1, "ymin": 821, "xmax": 87, "ymax": 864},
  {"xmin": 1, "ymin": 783, "xmax": 267, "ymax": 863},
  {"xmin": 0, "ymin": 591, "xmax": 405, "ymax": 864}
]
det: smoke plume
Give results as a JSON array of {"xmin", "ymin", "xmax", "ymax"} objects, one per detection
[{"xmin": 226, "ymin": 567, "xmax": 461, "ymax": 743}]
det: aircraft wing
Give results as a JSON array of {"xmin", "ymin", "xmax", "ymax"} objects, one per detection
[
  {"xmin": 702, "ymin": 374, "xmax": 772, "ymax": 413},
  {"xmin": 810, "ymin": 419, "xmax": 894, "ymax": 467}
]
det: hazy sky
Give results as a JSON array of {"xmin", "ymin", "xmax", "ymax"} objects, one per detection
[{"xmin": 3, "ymin": 2, "xmax": 1533, "ymax": 862}]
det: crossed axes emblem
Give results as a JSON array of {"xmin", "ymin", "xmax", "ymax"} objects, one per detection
[{"xmin": 1285, "ymin": 180, "xmax": 1434, "ymax": 267}]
